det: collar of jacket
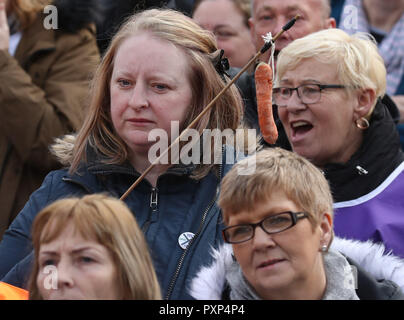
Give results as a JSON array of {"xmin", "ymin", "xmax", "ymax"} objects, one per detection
[
  {"xmin": 87, "ymin": 161, "xmax": 196, "ymax": 177},
  {"xmin": 79, "ymin": 144, "xmax": 197, "ymax": 178},
  {"xmin": 323, "ymin": 98, "xmax": 404, "ymax": 202},
  {"xmin": 345, "ymin": 256, "xmax": 404, "ymax": 300},
  {"xmin": 63, "ymin": 157, "xmax": 198, "ymax": 197},
  {"xmin": 62, "ymin": 140, "xmax": 242, "ymax": 195},
  {"xmin": 79, "ymin": 137, "xmax": 245, "ymax": 178}
]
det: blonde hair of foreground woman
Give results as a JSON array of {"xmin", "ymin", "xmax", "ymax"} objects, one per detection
[{"xmin": 28, "ymin": 194, "xmax": 161, "ymax": 300}]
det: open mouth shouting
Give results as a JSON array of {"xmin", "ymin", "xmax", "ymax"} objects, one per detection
[{"xmin": 289, "ymin": 120, "xmax": 313, "ymax": 143}]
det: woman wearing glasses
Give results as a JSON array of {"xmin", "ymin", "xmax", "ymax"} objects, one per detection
[
  {"xmin": 190, "ymin": 148, "xmax": 404, "ymax": 300},
  {"xmin": 273, "ymin": 29, "xmax": 404, "ymax": 258}
]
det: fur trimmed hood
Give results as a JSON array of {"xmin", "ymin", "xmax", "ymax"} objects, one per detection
[
  {"xmin": 189, "ymin": 237, "xmax": 404, "ymax": 300},
  {"xmin": 52, "ymin": 0, "xmax": 103, "ymax": 33},
  {"xmin": 50, "ymin": 134, "xmax": 76, "ymax": 166}
]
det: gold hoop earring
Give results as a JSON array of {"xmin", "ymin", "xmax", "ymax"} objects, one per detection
[{"xmin": 355, "ymin": 117, "xmax": 370, "ymax": 130}]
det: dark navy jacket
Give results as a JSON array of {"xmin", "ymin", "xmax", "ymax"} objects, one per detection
[{"xmin": 0, "ymin": 152, "xmax": 237, "ymax": 299}]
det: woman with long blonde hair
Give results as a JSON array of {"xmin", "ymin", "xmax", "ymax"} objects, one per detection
[{"xmin": 0, "ymin": 8, "xmax": 251, "ymax": 299}]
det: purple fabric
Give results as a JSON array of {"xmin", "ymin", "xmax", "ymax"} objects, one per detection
[{"xmin": 334, "ymin": 169, "xmax": 404, "ymax": 258}]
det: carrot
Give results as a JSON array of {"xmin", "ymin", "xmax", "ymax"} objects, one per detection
[{"xmin": 255, "ymin": 62, "xmax": 278, "ymax": 145}]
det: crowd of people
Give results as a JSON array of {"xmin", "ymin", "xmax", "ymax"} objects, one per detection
[{"xmin": 0, "ymin": 0, "xmax": 403, "ymax": 300}]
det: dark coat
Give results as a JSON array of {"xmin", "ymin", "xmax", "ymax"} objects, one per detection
[
  {"xmin": 347, "ymin": 257, "xmax": 404, "ymax": 300},
  {"xmin": 325, "ymin": 100, "xmax": 404, "ymax": 258},
  {"xmin": 0, "ymin": 0, "xmax": 100, "ymax": 239},
  {"xmin": 323, "ymin": 99, "xmax": 404, "ymax": 202}
]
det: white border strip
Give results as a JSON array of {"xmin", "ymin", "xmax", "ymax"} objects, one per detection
[{"xmin": 334, "ymin": 160, "xmax": 404, "ymax": 209}]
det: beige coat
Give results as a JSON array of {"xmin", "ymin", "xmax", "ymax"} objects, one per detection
[{"xmin": 0, "ymin": 15, "xmax": 100, "ymax": 239}]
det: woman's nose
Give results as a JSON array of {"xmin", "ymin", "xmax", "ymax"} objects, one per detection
[
  {"xmin": 251, "ymin": 226, "xmax": 276, "ymax": 251},
  {"xmin": 129, "ymin": 83, "xmax": 149, "ymax": 110},
  {"xmin": 284, "ymin": 89, "xmax": 307, "ymax": 113},
  {"xmin": 56, "ymin": 260, "xmax": 74, "ymax": 289},
  {"xmin": 272, "ymin": 16, "xmax": 288, "ymax": 36}
]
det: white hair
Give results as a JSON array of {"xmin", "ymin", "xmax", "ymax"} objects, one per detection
[{"xmin": 275, "ymin": 29, "xmax": 387, "ymax": 113}]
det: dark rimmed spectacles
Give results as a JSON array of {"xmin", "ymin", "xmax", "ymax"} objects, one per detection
[
  {"xmin": 222, "ymin": 211, "xmax": 308, "ymax": 244},
  {"xmin": 273, "ymin": 84, "xmax": 346, "ymax": 107}
]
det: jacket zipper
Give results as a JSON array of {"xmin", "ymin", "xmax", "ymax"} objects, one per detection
[
  {"xmin": 165, "ymin": 161, "xmax": 223, "ymax": 300},
  {"xmin": 64, "ymin": 175, "xmax": 159, "ymax": 233},
  {"xmin": 142, "ymin": 187, "xmax": 158, "ymax": 233}
]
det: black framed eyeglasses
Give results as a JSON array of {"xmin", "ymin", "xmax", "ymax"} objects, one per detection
[
  {"xmin": 222, "ymin": 211, "xmax": 308, "ymax": 244},
  {"xmin": 273, "ymin": 84, "xmax": 346, "ymax": 107}
]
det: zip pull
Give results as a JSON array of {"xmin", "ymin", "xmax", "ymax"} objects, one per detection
[
  {"xmin": 356, "ymin": 165, "xmax": 368, "ymax": 175},
  {"xmin": 150, "ymin": 188, "xmax": 158, "ymax": 210}
]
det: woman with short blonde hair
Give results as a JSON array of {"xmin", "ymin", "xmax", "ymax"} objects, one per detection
[
  {"xmin": 190, "ymin": 148, "xmax": 404, "ymax": 300},
  {"xmin": 219, "ymin": 147, "xmax": 333, "ymax": 229},
  {"xmin": 276, "ymin": 28, "xmax": 386, "ymax": 117},
  {"xmin": 274, "ymin": 28, "xmax": 404, "ymax": 258}
]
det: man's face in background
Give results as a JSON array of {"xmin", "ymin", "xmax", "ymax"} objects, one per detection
[{"xmin": 249, "ymin": 0, "xmax": 335, "ymax": 63}]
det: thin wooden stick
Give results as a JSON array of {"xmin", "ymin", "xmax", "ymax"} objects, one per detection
[{"xmin": 120, "ymin": 15, "xmax": 300, "ymax": 200}]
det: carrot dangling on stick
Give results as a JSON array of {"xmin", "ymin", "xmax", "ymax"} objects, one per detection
[{"xmin": 255, "ymin": 62, "xmax": 278, "ymax": 145}]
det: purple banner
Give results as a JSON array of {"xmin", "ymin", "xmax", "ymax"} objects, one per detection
[{"xmin": 334, "ymin": 166, "xmax": 404, "ymax": 258}]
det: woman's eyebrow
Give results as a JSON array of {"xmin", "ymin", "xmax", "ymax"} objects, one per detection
[
  {"xmin": 111, "ymin": 69, "xmax": 132, "ymax": 78},
  {"xmin": 213, "ymin": 24, "xmax": 232, "ymax": 32},
  {"xmin": 280, "ymin": 78, "xmax": 322, "ymax": 85},
  {"xmin": 71, "ymin": 246, "xmax": 100, "ymax": 254},
  {"xmin": 300, "ymin": 79, "xmax": 322, "ymax": 84},
  {"xmin": 258, "ymin": 4, "xmax": 301, "ymax": 13},
  {"xmin": 38, "ymin": 251, "xmax": 58, "ymax": 256}
]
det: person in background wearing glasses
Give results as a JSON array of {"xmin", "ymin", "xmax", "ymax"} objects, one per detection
[
  {"xmin": 190, "ymin": 148, "xmax": 404, "ymax": 300},
  {"xmin": 239, "ymin": 0, "xmax": 401, "ymax": 141},
  {"xmin": 240, "ymin": 0, "xmax": 337, "ymax": 134},
  {"xmin": 274, "ymin": 28, "xmax": 404, "ymax": 258}
]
